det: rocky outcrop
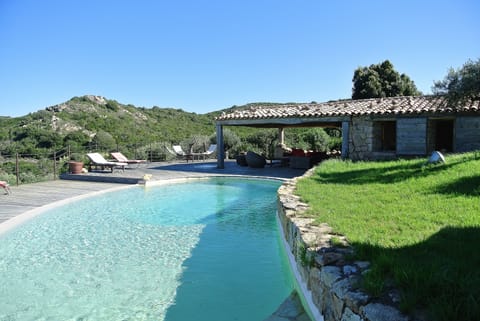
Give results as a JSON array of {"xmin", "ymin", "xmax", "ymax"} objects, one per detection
[
  {"xmin": 46, "ymin": 103, "xmax": 68, "ymax": 113},
  {"xmin": 45, "ymin": 95, "xmax": 106, "ymax": 114},
  {"xmin": 85, "ymin": 95, "xmax": 107, "ymax": 105},
  {"xmin": 277, "ymin": 169, "xmax": 410, "ymax": 321}
]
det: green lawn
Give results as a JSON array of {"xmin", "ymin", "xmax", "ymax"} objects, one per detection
[{"xmin": 295, "ymin": 152, "xmax": 480, "ymax": 321}]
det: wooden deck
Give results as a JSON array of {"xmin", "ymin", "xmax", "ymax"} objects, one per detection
[{"xmin": 0, "ymin": 180, "xmax": 123, "ymax": 225}]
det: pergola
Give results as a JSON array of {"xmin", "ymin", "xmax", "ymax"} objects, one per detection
[{"xmin": 214, "ymin": 106, "xmax": 350, "ymax": 168}]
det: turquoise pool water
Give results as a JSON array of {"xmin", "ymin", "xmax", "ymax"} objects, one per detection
[{"xmin": 0, "ymin": 178, "xmax": 294, "ymax": 320}]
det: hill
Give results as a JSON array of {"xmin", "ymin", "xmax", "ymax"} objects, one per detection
[
  {"xmin": 0, "ymin": 95, "xmax": 235, "ymax": 182},
  {"xmin": 0, "ymin": 95, "xmax": 223, "ymax": 157},
  {"xmin": 0, "ymin": 95, "xmax": 338, "ymax": 184},
  {"xmin": 0, "ymin": 95, "xmax": 300, "ymax": 157}
]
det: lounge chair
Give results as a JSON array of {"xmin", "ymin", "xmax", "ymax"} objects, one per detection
[
  {"xmin": 165, "ymin": 146, "xmax": 177, "ymax": 158},
  {"xmin": 202, "ymin": 144, "xmax": 217, "ymax": 160},
  {"xmin": 87, "ymin": 153, "xmax": 127, "ymax": 172},
  {"xmin": 172, "ymin": 145, "xmax": 193, "ymax": 162},
  {"xmin": 172, "ymin": 145, "xmax": 186, "ymax": 157},
  {"xmin": 110, "ymin": 152, "xmax": 146, "ymax": 166},
  {"xmin": 0, "ymin": 181, "xmax": 11, "ymax": 195}
]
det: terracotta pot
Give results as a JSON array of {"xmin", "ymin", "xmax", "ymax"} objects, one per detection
[{"xmin": 68, "ymin": 161, "xmax": 84, "ymax": 174}]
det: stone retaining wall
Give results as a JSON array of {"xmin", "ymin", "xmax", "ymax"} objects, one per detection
[{"xmin": 277, "ymin": 170, "xmax": 410, "ymax": 321}]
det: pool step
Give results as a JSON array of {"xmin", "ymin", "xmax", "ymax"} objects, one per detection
[{"xmin": 264, "ymin": 291, "xmax": 312, "ymax": 321}]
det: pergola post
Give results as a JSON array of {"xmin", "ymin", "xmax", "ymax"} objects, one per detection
[
  {"xmin": 216, "ymin": 124, "xmax": 225, "ymax": 169},
  {"xmin": 341, "ymin": 121, "xmax": 349, "ymax": 159}
]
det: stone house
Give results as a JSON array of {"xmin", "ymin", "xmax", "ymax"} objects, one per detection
[{"xmin": 215, "ymin": 95, "xmax": 480, "ymax": 167}]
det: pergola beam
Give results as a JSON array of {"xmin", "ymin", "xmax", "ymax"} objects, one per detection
[{"xmin": 216, "ymin": 117, "xmax": 347, "ymax": 127}]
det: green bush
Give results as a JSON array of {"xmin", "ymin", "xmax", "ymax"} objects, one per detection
[
  {"xmin": 0, "ymin": 158, "xmax": 55, "ymax": 184},
  {"xmin": 91, "ymin": 130, "xmax": 116, "ymax": 151},
  {"xmin": 0, "ymin": 172, "xmax": 16, "ymax": 185},
  {"xmin": 136, "ymin": 142, "xmax": 170, "ymax": 161},
  {"xmin": 69, "ymin": 153, "xmax": 87, "ymax": 163},
  {"xmin": 286, "ymin": 128, "xmax": 331, "ymax": 151},
  {"xmin": 105, "ymin": 100, "xmax": 119, "ymax": 111},
  {"xmin": 64, "ymin": 131, "xmax": 90, "ymax": 149},
  {"xmin": 182, "ymin": 134, "xmax": 211, "ymax": 153}
]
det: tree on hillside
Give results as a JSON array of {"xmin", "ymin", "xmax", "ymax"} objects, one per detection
[
  {"xmin": 90, "ymin": 130, "xmax": 116, "ymax": 151},
  {"xmin": 432, "ymin": 58, "xmax": 480, "ymax": 104},
  {"xmin": 352, "ymin": 60, "xmax": 421, "ymax": 100}
]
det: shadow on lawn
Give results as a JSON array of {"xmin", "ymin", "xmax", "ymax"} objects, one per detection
[
  {"xmin": 353, "ymin": 226, "xmax": 480, "ymax": 321},
  {"xmin": 434, "ymin": 175, "xmax": 480, "ymax": 196},
  {"xmin": 312, "ymin": 158, "xmax": 466, "ymax": 185}
]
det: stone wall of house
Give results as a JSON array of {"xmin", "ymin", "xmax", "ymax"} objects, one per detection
[
  {"xmin": 347, "ymin": 117, "xmax": 374, "ymax": 160},
  {"xmin": 348, "ymin": 116, "xmax": 434, "ymax": 160},
  {"xmin": 348, "ymin": 115, "xmax": 480, "ymax": 160},
  {"xmin": 455, "ymin": 116, "xmax": 480, "ymax": 152},
  {"xmin": 277, "ymin": 173, "xmax": 410, "ymax": 321},
  {"xmin": 396, "ymin": 118, "xmax": 427, "ymax": 155}
]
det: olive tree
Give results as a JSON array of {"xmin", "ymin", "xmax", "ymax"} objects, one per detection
[
  {"xmin": 432, "ymin": 58, "xmax": 480, "ymax": 104},
  {"xmin": 352, "ymin": 60, "xmax": 421, "ymax": 99}
]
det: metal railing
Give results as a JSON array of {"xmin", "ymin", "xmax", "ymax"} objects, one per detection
[
  {"xmin": 0, "ymin": 150, "xmax": 66, "ymax": 186},
  {"xmin": 0, "ymin": 144, "xmax": 173, "ymax": 186}
]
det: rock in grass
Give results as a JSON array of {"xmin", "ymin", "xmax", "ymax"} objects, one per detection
[{"xmin": 428, "ymin": 151, "xmax": 446, "ymax": 164}]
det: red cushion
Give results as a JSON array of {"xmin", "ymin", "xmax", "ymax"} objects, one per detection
[{"xmin": 291, "ymin": 149, "xmax": 305, "ymax": 157}]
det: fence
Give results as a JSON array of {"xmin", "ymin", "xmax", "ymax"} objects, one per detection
[
  {"xmin": 0, "ymin": 149, "xmax": 68, "ymax": 186},
  {"xmin": 0, "ymin": 144, "xmax": 171, "ymax": 186},
  {"xmin": 0, "ymin": 139, "xmax": 225, "ymax": 186}
]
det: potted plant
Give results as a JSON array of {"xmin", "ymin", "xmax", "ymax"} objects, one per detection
[{"xmin": 68, "ymin": 153, "xmax": 85, "ymax": 174}]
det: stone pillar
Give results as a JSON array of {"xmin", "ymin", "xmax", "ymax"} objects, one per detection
[
  {"xmin": 278, "ymin": 127, "xmax": 285, "ymax": 145},
  {"xmin": 216, "ymin": 124, "xmax": 225, "ymax": 169},
  {"xmin": 341, "ymin": 121, "xmax": 349, "ymax": 159}
]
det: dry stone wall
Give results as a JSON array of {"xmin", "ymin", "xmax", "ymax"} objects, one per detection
[
  {"xmin": 277, "ymin": 170, "xmax": 410, "ymax": 321},
  {"xmin": 347, "ymin": 117, "xmax": 374, "ymax": 161}
]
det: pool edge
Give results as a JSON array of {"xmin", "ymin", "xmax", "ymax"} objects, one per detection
[{"xmin": 276, "ymin": 213, "xmax": 323, "ymax": 321}]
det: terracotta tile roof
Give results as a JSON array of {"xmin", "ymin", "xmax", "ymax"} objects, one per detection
[{"xmin": 215, "ymin": 95, "xmax": 480, "ymax": 121}]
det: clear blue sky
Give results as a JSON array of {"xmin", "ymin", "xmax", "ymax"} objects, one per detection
[{"xmin": 1, "ymin": 0, "xmax": 479, "ymax": 117}]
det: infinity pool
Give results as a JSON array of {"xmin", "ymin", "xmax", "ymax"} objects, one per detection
[{"xmin": 0, "ymin": 178, "xmax": 294, "ymax": 320}]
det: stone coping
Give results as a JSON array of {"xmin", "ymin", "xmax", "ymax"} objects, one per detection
[{"xmin": 277, "ymin": 168, "xmax": 411, "ymax": 321}]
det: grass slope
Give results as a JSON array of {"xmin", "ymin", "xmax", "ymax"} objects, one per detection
[{"xmin": 295, "ymin": 152, "xmax": 480, "ymax": 321}]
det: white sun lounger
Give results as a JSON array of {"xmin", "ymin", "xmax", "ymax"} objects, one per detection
[{"xmin": 87, "ymin": 153, "xmax": 127, "ymax": 172}]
